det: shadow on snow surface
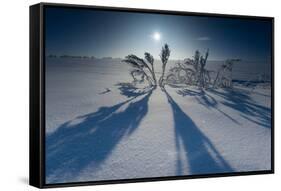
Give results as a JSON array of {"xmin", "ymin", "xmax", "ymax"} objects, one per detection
[
  {"xmin": 46, "ymin": 84, "xmax": 240, "ymax": 182},
  {"xmin": 163, "ymin": 88, "xmax": 234, "ymax": 175},
  {"xmin": 176, "ymin": 87, "xmax": 271, "ymax": 128},
  {"xmin": 46, "ymin": 86, "xmax": 154, "ymax": 183}
]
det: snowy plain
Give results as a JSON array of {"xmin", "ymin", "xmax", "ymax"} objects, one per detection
[{"xmin": 45, "ymin": 57, "xmax": 271, "ymax": 184}]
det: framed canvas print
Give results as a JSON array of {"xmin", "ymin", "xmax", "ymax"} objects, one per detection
[{"xmin": 30, "ymin": 2, "xmax": 274, "ymax": 188}]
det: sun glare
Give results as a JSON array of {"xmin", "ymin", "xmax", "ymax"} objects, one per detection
[{"xmin": 153, "ymin": 32, "xmax": 161, "ymax": 41}]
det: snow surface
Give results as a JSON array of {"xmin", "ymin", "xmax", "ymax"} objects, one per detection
[{"xmin": 45, "ymin": 58, "xmax": 272, "ymax": 184}]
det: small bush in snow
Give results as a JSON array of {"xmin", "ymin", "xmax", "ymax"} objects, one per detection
[
  {"xmin": 144, "ymin": 52, "xmax": 157, "ymax": 86},
  {"xmin": 123, "ymin": 54, "xmax": 157, "ymax": 87},
  {"xmin": 166, "ymin": 49, "xmax": 212, "ymax": 88},
  {"xmin": 159, "ymin": 44, "xmax": 171, "ymax": 88},
  {"xmin": 213, "ymin": 59, "xmax": 241, "ymax": 88}
]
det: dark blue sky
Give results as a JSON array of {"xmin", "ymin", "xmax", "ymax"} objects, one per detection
[{"xmin": 45, "ymin": 7, "xmax": 272, "ymax": 61}]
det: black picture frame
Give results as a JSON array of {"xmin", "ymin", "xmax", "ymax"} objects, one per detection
[{"xmin": 30, "ymin": 2, "xmax": 274, "ymax": 188}]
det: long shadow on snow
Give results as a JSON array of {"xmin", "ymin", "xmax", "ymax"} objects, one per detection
[
  {"xmin": 177, "ymin": 87, "xmax": 271, "ymax": 128},
  {"xmin": 209, "ymin": 88, "xmax": 271, "ymax": 129},
  {"xmin": 177, "ymin": 88, "xmax": 240, "ymax": 125},
  {"xmin": 46, "ymin": 86, "xmax": 154, "ymax": 183},
  {"xmin": 163, "ymin": 88, "xmax": 233, "ymax": 175}
]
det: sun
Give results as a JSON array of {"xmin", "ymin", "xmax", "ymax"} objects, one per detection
[{"xmin": 153, "ymin": 32, "xmax": 161, "ymax": 41}]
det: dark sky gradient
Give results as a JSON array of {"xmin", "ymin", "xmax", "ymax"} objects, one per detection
[{"xmin": 45, "ymin": 7, "xmax": 272, "ymax": 61}]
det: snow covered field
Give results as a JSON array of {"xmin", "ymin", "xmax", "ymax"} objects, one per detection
[{"xmin": 45, "ymin": 58, "xmax": 272, "ymax": 184}]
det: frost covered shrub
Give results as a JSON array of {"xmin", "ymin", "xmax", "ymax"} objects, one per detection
[
  {"xmin": 166, "ymin": 49, "xmax": 212, "ymax": 88},
  {"xmin": 123, "ymin": 43, "xmax": 170, "ymax": 88},
  {"xmin": 158, "ymin": 44, "xmax": 171, "ymax": 88},
  {"xmin": 123, "ymin": 53, "xmax": 157, "ymax": 87},
  {"xmin": 198, "ymin": 49, "xmax": 210, "ymax": 88},
  {"xmin": 144, "ymin": 52, "xmax": 157, "ymax": 86},
  {"xmin": 213, "ymin": 59, "xmax": 240, "ymax": 88}
]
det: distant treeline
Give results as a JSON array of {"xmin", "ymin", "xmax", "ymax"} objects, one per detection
[{"xmin": 47, "ymin": 54, "xmax": 115, "ymax": 60}]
